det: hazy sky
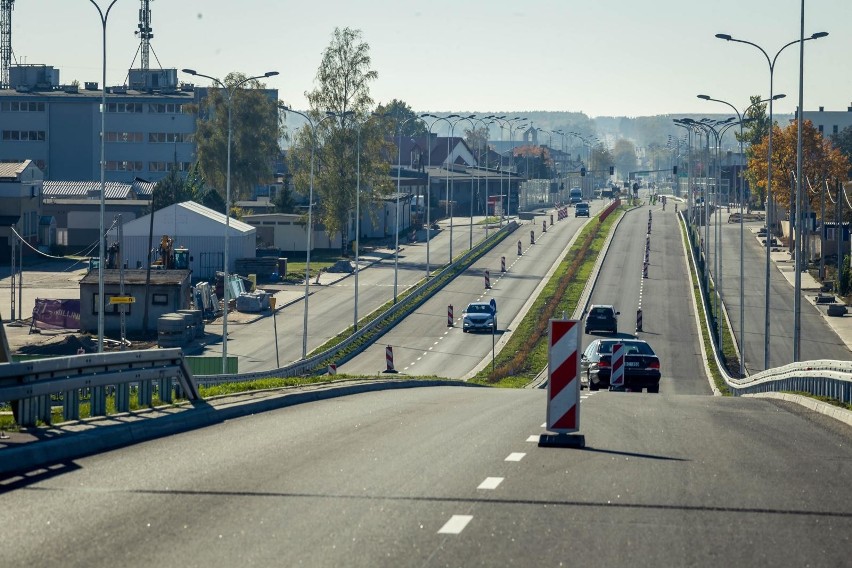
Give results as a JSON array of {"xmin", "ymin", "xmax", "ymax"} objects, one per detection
[{"xmin": 10, "ymin": 0, "xmax": 851, "ymax": 118}]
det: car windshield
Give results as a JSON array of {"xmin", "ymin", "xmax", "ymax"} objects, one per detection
[
  {"xmin": 598, "ymin": 340, "xmax": 655, "ymax": 355},
  {"xmin": 466, "ymin": 304, "xmax": 491, "ymax": 314},
  {"xmin": 591, "ymin": 307, "xmax": 612, "ymax": 317}
]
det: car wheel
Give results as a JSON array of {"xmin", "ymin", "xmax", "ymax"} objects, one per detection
[
  {"xmin": 647, "ymin": 385, "xmax": 659, "ymax": 393},
  {"xmin": 584, "ymin": 327, "xmax": 590, "ymax": 334},
  {"xmin": 589, "ymin": 382, "xmax": 599, "ymax": 391}
]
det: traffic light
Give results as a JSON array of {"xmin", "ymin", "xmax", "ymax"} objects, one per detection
[
  {"xmin": 580, "ymin": 167, "xmax": 586, "ymax": 177},
  {"xmin": 672, "ymin": 165, "xmax": 678, "ymax": 175},
  {"xmin": 609, "ymin": 166, "xmax": 614, "ymax": 175}
]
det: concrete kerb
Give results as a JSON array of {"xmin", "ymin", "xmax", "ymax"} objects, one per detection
[
  {"xmin": 0, "ymin": 377, "xmax": 483, "ymax": 478},
  {"xmin": 743, "ymin": 391, "xmax": 852, "ymax": 428}
]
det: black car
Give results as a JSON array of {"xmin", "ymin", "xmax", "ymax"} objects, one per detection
[
  {"xmin": 581, "ymin": 338, "xmax": 661, "ymax": 393},
  {"xmin": 585, "ymin": 304, "xmax": 618, "ymax": 334},
  {"xmin": 575, "ymin": 202, "xmax": 590, "ymax": 217}
]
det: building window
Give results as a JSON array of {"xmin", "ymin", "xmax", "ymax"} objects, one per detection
[
  {"xmin": 152, "ymin": 293, "xmax": 169, "ymax": 305},
  {"xmin": 818, "ymin": 124, "xmax": 824, "ymax": 133},
  {"xmin": 148, "ymin": 103, "xmax": 186, "ymax": 114},
  {"xmin": 106, "ymin": 131, "xmax": 144, "ymax": 143},
  {"xmin": 2, "ymin": 130, "xmax": 46, "ymax": 141},
  {"xmin": 833, "ymin": 125, "xmax": 839, "ymax": 135},
  {"xmin": 105, "ymin": 160, "xmax": 144, "ymax": 172},
  {"xmin": 148, "ymin": 161, "xmax": 192, "ymax": 172},
  {"xmin": 106, "ymin": 102, "xmax": 144, "ymax": 113},
  {"xmin": 0, "ymin": 101, "xmax": 45, "ymax": 112},
  {"xmin": 148, "ymin": 132, "xmax": 193, "ymax": 143}
]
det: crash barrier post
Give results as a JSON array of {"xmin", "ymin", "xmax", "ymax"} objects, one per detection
[
  {"xmin": 447, "ymin": 304, "xmax": 454, "ymax": 327},
  {"xmin": 518, "ymin": 240, "xmax": 522, "ymax": 255},
  {"xmin": 610, "ymin": 343, "xmax": 626, "ymax": 391},
  {"xmin": 485, "ymin": 269, "xmax": 491, "ymax": 289},
  {"xmin": 530, "ymin": 230, "xmax": 535, "ymax": 245},
  {"xmin": 328, "ymin": 363, "xmax": 337, "ymax": 375},
  {"xmin": 636, "ymin": 309, "xmax": 643, "ymax": 332},
  {"xmin": 384, "ymin": 345, "xmax": 397, "ymax": 373}
]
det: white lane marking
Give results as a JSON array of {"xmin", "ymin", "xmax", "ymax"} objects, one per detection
[
  {"xmin": 526, "ymin": 435, "xmax": 540, "ymax": 442},
  {"xmin": 438, "ymin": 515, "xmax": 473, "ymax": 535},
  {"xmin": 541, "ymin": 422, "xmax": 546, "ymax": 428},
  {"xmin": 505, "ymin": 452, "xmax": 526, "ymax": 462},
  {"xmin": 477, "ymin": 477, "xmax": 504, "ymax": 490}
]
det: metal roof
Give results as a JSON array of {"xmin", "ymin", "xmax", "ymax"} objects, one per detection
[
  {"xmin": 42, "ymin": 180, "xmax": 135, "ymax": 200},
  {"xmin": 0, "ymin": 161, "xmax": 28, "ymax": 179}
]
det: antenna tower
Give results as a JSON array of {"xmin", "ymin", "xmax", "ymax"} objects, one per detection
[
  {"xmin": 0, "ymin": 0, "xmax": 13, "ymax": 88},
  {"xmin": 138, "ymin": 0, "xmax": 153, "ymax": 72}
]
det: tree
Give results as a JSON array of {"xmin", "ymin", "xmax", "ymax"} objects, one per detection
[
  {"xmin": 512, "ymin": 145, "xmax": 553, "ymax": 179},
  {"xmin": 830, "ymin": 125, "xmax": 852, "ymax": 177},
  {"xmin": 464, "ymin": 127, "xmax": 491, "ymax": 166},
  {"xmin": 736, "ymin": 95, "xmax": 771, "ymax": 147},
  {"xmin": 746, "ymin": 120, "xmax": 849, "ymax": 213},
  {"xmin": 612, "ymin": 139, "xmax": 638, "ymax": 178},
  {"xmin": 373, "ymin": 99, "xmax": 427, "ymax": 138},
  {"xmin": 273, "ymin": 186, "xmax": 297, "ymax": 213},
  {"xmin": 192, "ymin": 72, "xmax": 282, "ymax": 203},
  {"xmin": 288, "ymin": 27, "xmax": 394, "ymax": 248}
]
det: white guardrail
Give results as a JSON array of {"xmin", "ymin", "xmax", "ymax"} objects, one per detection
[
  {"xmin": 193, "ymin": 221, "xmax": 520, "ymax": 387},
  {"xmin": 0, "ymin": 349, "xmax": 199, "ymax": 427},
  {"xmin": 681, "ymin": 212, "xmax": 852, "ymax": 403}
]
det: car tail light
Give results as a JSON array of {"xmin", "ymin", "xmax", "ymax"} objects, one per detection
[
  {"xmin": 648, "ymin": 359, "xmax": 660, "ymax": 370},
  {"xmin": 598, "ymin": 359, "xmax": 610, "ymax": 369}
]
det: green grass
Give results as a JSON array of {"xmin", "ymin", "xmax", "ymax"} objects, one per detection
[{"xmin": 783, "ymin": 391, "xmax": 852, "ymax": 411}]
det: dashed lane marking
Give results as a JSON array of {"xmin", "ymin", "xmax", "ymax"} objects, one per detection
[
  {"xmin": 477, "ymin": 477, "xmax": 504, "ymax": 490},
  {"xmin": 526, "ymin": 435, "xmax": 540, "ymax": 442},
  {"xmin": 438, "ymin": 515, "xmax": 473, "ymax": 535},
  {"xmin": 505, "ymin": 452, "xmax": 526, "ymax": 462}
]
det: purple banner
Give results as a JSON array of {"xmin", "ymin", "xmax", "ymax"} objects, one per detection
[{"xmin": 32, "ymin": 299, "xmax": 81, "ymax": 331}]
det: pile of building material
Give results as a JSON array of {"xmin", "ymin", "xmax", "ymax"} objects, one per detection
[
  {"xmin": 235, "ymin": 257, "xmax": 279, "ymax": 280},
  {"xmin": 236, "ymin": 290, "xmax": 271, "ymax": 313},
  {"xmin": 157, "ymin": 312, "xmax": 195, "ymax": 348}
]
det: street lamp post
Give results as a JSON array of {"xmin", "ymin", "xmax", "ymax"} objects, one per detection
[
  {"xmin": 698, "ymin": 93, "xmax": 785, "ymax": 376},
  {"xmin": 182, "ymin": 68, "xmax": 278, "ymax": 372},
  {"xmin": 280, "ymin": 107, "xmax": 335, "ymax": 359},
  {"xmin": 447, "ymin": 115, "xmax": 476, "ymax": 253},
  {"xmin": 716, "ymin": 29, "xmax": 828, "ymax": 369},
  {"xmin": 88, "ymin": 0, "xmax": 120, "ymax": 353}
]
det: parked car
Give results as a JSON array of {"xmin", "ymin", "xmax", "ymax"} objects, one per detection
[
  {"xmin": 462, "ymin": 301, "xmax": 496, "ymax": 333},
  {"xmin": 575, "ymin": 202, "xmax": 590, "ymax": 217},
  {"xmin": 585, "ymin": 304, "xmax": 619, "ymax": 334},
  {"xmin": 581, "ymin": 338, "xmax": 661, "ymax": 392}
]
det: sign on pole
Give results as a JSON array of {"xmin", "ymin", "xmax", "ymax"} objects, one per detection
[
  {"xmin": 546, "ymin": 319, "xmax": 581, "ymax": 433},
  {"xmin": 108, "ymin": 296, "xmax": 136, "ymax": 305}
]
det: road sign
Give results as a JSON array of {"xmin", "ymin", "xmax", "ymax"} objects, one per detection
[
  {"xmin": 489, "ymin": 298, "xmax": 496, "ymax": 313},
  {"xmin": 546, "ymin": 319, "xmax": 581, "ymax": 433},
  {"xmin": 108, "ymin": 296, "xmax": 135, "ymax": 305},
  {"xmin": 610, "ymin": 343, "xmax": 626, "ymax": 390}
]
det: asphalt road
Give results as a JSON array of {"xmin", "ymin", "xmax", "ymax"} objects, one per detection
[
  {"xmin": 584, "ymin": 202, "xmax": 712, "ymax": 395},
  {"xmin": 706, "ymin": 213, "xmax": 849, "ymax": 373},
  {"xmin": 339, "ymin": 203, "xmax": 602, "ymax": 377},
  {"xmin": 3, "ymin": 386, "xmax": 849, "ymax": 567}
]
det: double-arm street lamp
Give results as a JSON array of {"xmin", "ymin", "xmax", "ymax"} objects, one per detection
[
  {"xmin": 698, "ymin": 93, "xmax": 785, "ymax": 376},
  {"xmin": 88, "ymin": 0, "xmax": 120, "ymax": 353},
  {"xmin": 280, "ymin": 107, "xmax": 336, "ymax": 359},
  {"xmin": 715, "ymin": 29, "xmax": 828, "ymax": 369},
  {"xmin": 182, "ymin": 68, "xmax": 279, "ymax": 373}
]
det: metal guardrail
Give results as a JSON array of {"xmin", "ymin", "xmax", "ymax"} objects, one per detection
[
  {"xmin": 680, "ymin": 212, "xmax": 852, "ymax": 403},
  {"xmin": 0, "ymin": 348, "xmax": 199, "ymax": 427},
  {"xmin": 195, "ymin": 221, "xmax": 520, "ymax": 386}
]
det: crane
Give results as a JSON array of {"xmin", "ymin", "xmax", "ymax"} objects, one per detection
[{"xmin": 0, "ymin": 0, "xmax": 13, "ymax": 89}]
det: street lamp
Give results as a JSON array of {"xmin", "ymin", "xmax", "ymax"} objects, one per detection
[
  {"xmin": 88, "ymin": 0, "xmax": 120, "ymax": 353},
  {"xmin": 448, "ymin": 114, "xmax": 476, "ymax": 255},
  {"xmin": 279, "ymin": 106, "xmax": 335, "ymax": 359},
  {"xmin": 182, "ymin": 68, "xmax": 278, "ymax": 372},
  {"xmin": 469, "ymin": 116, "xmax": 497, "ymax": 239},
  {"xmin": 715, "ymin": 29, "xmax": 828, "ymax": 369},
  {"xmin": 697, "ymin": 93, "xmax": 785, "ymax": 376}
]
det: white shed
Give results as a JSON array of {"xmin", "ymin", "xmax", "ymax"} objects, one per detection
[{"xmin": 112, "ymin": 201, "xmax": 256, "ymax": 280}]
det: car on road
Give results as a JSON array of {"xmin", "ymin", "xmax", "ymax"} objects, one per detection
[
  {"xmin": 575, "ymin": 202, "xmax": 590, "ymax": 217},
  {"xmin": 581, "ymin": 338, "xmax": 662, "ymax": 392},
  {"xmin": 462, "ymin": 301, "xmax": 497, "ymax": 333},
  {"xmin": 585, "ymin": 304, "xmax": 619, "ymax": 334}
]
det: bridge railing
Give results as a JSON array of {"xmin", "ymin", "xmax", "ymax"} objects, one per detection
[{"xmin": 0, "ymin": 348, "xmax": 199, "ymax": 427}]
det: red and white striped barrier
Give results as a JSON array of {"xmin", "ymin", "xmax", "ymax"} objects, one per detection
[
  {"xmin": 643, "ymin": 262, "xmax": 649, "ymax": 279},
  {"xmin": 501, "ymin": 256, "xmax": 506, "ymax": 273},
  {"xmin": 610, "ymin": 342, "xmax": 626, "ymax": 391},
  {"xmin": 530, "ymin": 230, "xmax": 535, "ymax": 245},
  {"xmin": 447, "ymin": 304, "xmax": 454, "ymax": 327},
  {"xmin": 384, "ymin": 345, "xmax": 397, "ymax": 373},
  {"xmin": 485, "ymin": 269, "xmax": 491, "ymax": 289},
  {"xmin": 550, "ymin": 213, "xmax": 554, "ymax": 226},
  {"xmin": 546, "ymin": 319, "xmax": 581, "ymax": 433},
  {"xmin": 518, "ymin": 240, "xmax": 522, "ymax": 255},
  {"xmin": 328, "ymin": 363, "xmax": 337, "ymax": 375},
  {"xmin": 636, "ymin": 309, "xmax": 643, "ymax": 332},
  {"xmin": 543, "ymin": 220, "xmax": 547, "ymax": 233}
]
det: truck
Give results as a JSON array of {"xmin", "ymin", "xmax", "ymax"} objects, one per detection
[{"xmin": 569, "ymin": 187, "xmax": 583, "ymax": 206}]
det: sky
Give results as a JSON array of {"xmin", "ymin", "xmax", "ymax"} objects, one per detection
[{"xmin": 9, "ymin": 0, "xmax": 852, "ymax": 119}]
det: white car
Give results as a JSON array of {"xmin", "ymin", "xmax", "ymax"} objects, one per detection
[{"xmin": 462, "ymin": 301, "xmax": 497, "ymax": 333}]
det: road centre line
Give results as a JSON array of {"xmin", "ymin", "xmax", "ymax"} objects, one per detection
[
  {"xmin": 438, "ymin": 515, "xmax": 473, "ymax": 535},
  {"xmin": 477, "ymin": 477, "xmax": 504, "ymax": 490},
  {"xmin": 526, "ymin": 435, "xmax": 540, "ymax": 442},
  {"xmin": 505, "ymin": 452, "xmax": 526, "ymax": 462}
]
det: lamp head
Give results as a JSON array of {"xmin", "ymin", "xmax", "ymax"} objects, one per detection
[
  {"xmin": 697, "ymin": 94, "xmax": 711, "ymax": 100},
  {"xmin": 182, "ymin": 68, "xmax": 197, "ymax": 75},
  {"xmin": 715, "ymin": 33, "xmax": 732, "ymax": 41},
  {"xmin": 264, "ymin": 71, "xmax": 280, "ymax": 78},
  {"xmin": 773, "ymin": 93, "xmax": 786, "ymax": 101},
  {"xmin": 811, "ymin": 31, "xmax": 829, "ymax": 39}
]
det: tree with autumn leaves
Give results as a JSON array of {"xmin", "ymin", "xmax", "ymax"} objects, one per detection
[{"xmin": 745, "ymin": 120, "xmax": 849, "ymax": 213}]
